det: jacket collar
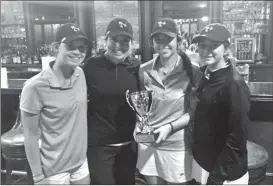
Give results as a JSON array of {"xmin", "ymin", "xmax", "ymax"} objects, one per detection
[{"xmin": 103, "ymin": 52, "xmax": 141, "ymax": 68}]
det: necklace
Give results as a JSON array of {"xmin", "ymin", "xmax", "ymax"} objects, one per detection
[{"xmin": 159, "ymin": 55, "xmax": 180, "ymax": 76}]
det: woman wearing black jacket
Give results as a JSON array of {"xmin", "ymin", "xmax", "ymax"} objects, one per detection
[
  {"xmin": 191, "ymin": 23, "xmax": 250, "ymax": 184},
  {"xmin": 82, "ymin": 18, "xmax": 141, "ymax": 185}
]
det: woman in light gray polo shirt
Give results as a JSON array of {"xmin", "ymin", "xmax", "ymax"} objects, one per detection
[
  {"xmin": 20, "ymin": 23, "xmax": 90, "ymax": 184},
  {"xmin": 135, "ymin": 17, "xmax": 202, "ymax": 184}
]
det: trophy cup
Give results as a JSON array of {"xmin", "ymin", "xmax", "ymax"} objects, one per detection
[{"xmin": 126, "ymin": 90, "xmax": 155, "ymax": 143}]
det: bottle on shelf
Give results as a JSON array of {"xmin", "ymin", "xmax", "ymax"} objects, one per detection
[
  {"xmin": 32, "ymin": 48, "xmax": 41, "ymax": 64},
  {"xmin": 21, "ymin": 45, "xmax": 28, "ymax": 64},
  {"xmin": 16, "ymin": 47, "xmax": 22, "ymax": 64}
]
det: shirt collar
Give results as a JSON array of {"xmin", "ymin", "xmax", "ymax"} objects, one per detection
[
  {"xmin": 152, "ymin": 55, "xmax": 183, "ymax": 75},
  {"xmin": 44, "ymin": 61, "xmax": 80, "ymax": 89},
  {"xmin": 204, "ymin": 64, "xmax": 231, "ymax": 80}
]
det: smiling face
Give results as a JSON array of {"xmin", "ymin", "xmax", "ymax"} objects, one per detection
[
  {"xmin": 197, "ymin": 38, "xmax": 228, "ymax": 70},
  {"xmin": 106, "ymin": 35, "xmax": 131, "ymax": 62},
  {"xmin": 152, "ymin": 33, "xmax": 178, "ymax": 59},
  {"xmin": 57, "ymin": 39, "xmax": 87, "ymax": 68}
]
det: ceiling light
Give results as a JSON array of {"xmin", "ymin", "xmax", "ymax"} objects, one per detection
[
  {"xmin": 201, "ymin": 16, "xmax": 209, "ymax": 22},
  {"xmin": 199, "ymin": 4, "xmax": 207, "ymax": 8}
]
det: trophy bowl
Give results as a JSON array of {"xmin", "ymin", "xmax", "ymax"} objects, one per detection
[{"xmin": 126, "ymin": 90, "xmax": 155, "ymax": 143}]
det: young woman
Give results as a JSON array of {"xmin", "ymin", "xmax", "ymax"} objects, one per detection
[
  {"xmin": 191, "ymin": 23, "xmax": 250, "ymax": 184},
  {"xmin": 82, "ymin": 18, "xmax": 141, "ymax": 185},
  {"xmin": 20, "ymin": 23, "xmax": 90, "ymax": 184},
  {"xmin": 136, "ymin": 17, "xmax": 202, "ymax": 185}
]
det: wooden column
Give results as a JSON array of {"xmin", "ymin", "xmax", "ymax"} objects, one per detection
[
  {"xmin": 73, "ymin": 1, "xmax": 96, "ymax": 57},
  {"xmin": 208, "ymin": 1, "xmax": 223, "ymax": 24},
  {"xmin": 23, "ymin": 2, "xmax": 35, "ymax": 55},
  {"xmin": 266, "ymin": 2, "xmax": 273, "ymax": 63},
  {"xmin": 153, "ymin": 0, "xmax": 163, "ymax": 21},
  {"xmin": 138, "ymin": 1, "xmax": 153, "ymax": 62}
]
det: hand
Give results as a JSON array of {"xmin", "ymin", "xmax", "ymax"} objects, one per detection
[
  {"xmin": 153, "ymin": 124, "xmax": 172, "ymax": 144},
  {"xmin": 206, "ymin": 173, "xmax": 224, "ymax": 184},
  {"xmin": 35, "ymin": 178, "xmax": 49, "ymax": 185},
  {"xmin": 133, "ymin": 122, "xmax": 141, "ymax": 142}
]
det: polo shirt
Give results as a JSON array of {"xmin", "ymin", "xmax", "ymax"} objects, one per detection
[
  {"xmin": 20, "ymin": 61, "xmax": 88, "ymax": 178},
  {"xmin": 138, "ymin": 55, "xmax": 191, "ymax": 150}
]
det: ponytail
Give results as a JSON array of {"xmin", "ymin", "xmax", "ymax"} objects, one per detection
[{"xmin": 178, "ymin": 51, "xmax": 203, "ymax": 129}]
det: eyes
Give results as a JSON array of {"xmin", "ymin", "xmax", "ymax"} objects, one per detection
[
  {"xmin": 109, "ymin": 36, "xmax": 131, "ymax": 44},
  {"xmin": 153, "ymin": 35, "xmax": 173, "ymax": 44},
  {"xmin": 198, "ymin": 42, "xmax": 223, "ymax": 51},
  {"xmin": 66, "ymin": 44, "xmax": 87, "ymax": 53}
]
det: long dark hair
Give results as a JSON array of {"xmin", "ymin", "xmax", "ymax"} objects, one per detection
[
  {"xmin": 177, "ymin": 50, "xmax": 202, "ymax": 124},
  {"xmin": 178, "ymin": 50, "xmax": 195, "ymax": 87}
]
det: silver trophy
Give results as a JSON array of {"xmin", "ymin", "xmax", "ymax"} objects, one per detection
[{"xmin": 126, "ymin": 90, "xmax": 155, "ymax": 143}]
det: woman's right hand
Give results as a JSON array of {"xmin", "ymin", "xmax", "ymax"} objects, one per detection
[
  {"xmin": 35, "ymin": 178, "xmax": 49, "ymax": 185},
  {"xmin": 133, "ymin": 122, "xmax": 141, "ymax": 142}
]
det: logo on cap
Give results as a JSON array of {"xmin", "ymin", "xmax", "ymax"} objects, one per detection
[
  {"xmin": 204, "ymin": 26, "xmax": 213, "ymax": 32},
  {"xmin": 71, "ymin": 25, "xmax": 80, "ymax": 32},
  {"xmin": 119, "ymin": 21, "xmax": 127, "ymax": 28},
  {"xmin": 158, "ymin": 21, "xmax": 166, "ymax": 27}
]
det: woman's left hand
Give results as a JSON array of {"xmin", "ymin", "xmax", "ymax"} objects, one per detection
[{"xmin": 153, "ymin": 124, "xmax": 172, "ymax": 144}]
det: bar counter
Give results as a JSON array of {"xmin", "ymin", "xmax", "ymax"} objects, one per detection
[
  {"xmin": 2, "ymin": 79, "xmax": 272, "ymax": 122},
  {"xmin": 2, "ymin": 80, "xmax": 273, "ymax": 100}
]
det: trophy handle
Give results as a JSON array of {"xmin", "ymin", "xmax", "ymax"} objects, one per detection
[
  {"xmin": 147, "ymin": 90, "xmax": 153, "ymax": 113},
  {"xmin": 126, "ymin": 90, "xmax": 135, "ymax": 111}
]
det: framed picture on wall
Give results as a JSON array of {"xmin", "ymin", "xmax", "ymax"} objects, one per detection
[{"xmin": 234, "ymin": 37, "xmax": 256, "ymax": 63}]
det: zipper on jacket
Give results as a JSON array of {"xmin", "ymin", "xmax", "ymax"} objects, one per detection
[{"xmin": 115, "ymin": 64, "xmax": 118, "ymax": 82}]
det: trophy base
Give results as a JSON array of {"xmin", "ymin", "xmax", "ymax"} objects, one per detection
[{"xmin": 135, "ymin": 133, "xmax": 156, "ymax": 143}]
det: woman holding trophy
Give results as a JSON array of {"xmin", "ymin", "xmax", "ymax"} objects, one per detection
[
  {"xmin": 135, "ymin": 17, "xmax": 202, "ymax": 184},
  {"xmin": 82, "ymin": 18, "xmax": 141, "ymax": 185}
]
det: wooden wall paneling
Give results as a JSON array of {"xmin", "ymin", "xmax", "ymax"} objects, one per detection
[
  {"xmin": 23, "ymin": 2, "xmax": 34, "ymax": 55},
  {"xmin": 266, "ymin": 2, "xmax": 273, "ymax": 63}
]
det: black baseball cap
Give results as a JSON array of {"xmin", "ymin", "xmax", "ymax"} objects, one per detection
[
  {"xmin": 150, "ymin": 17, "xmax": 181, "ymax": 38},
  {"xmin": 192, "ymin": 23, "xmax": 231, "ymax": 43},
  {"xmin": 105, "ymin": 18, "xmax": 134, "ymax": 39},
  {"xmin": 55, "ymin": 23, "xmax": 88, "ymax": 43}
]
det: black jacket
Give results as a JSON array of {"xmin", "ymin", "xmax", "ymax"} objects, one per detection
[
  {"xmin": 82, "ymin": 54, "xmax": 141, "ymax": 146},
  {"xmin": 192, "ymin": 65, "xmax": 250, "ymax": 182}
]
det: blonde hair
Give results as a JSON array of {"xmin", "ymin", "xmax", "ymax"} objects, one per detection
[
  {"xmin": 50, "ymin": 41, "xmax": 61, "ymax": 57},
  {"xmin": 223, "ymin": 41, "xmax": 237, "ymax": 67}
]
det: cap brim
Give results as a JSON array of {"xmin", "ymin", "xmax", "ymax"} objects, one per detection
[
  {"xmin": 192, "ymin": 35, "xmax": 211, "ymax": 43},
  {"xmin": 192, "ymin": 35, "xmax": 230, "ymax": 43},
  {"xmin": 150, "ymin": 30, "xmax": 176, "ymax": 38},
  {"xmin": 108, "ymin": 31, "xmax": 133, "ymax": 39},
  {"xmin": 63, "ymin": 35, "xmax": 89, "ymax": 43}
]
